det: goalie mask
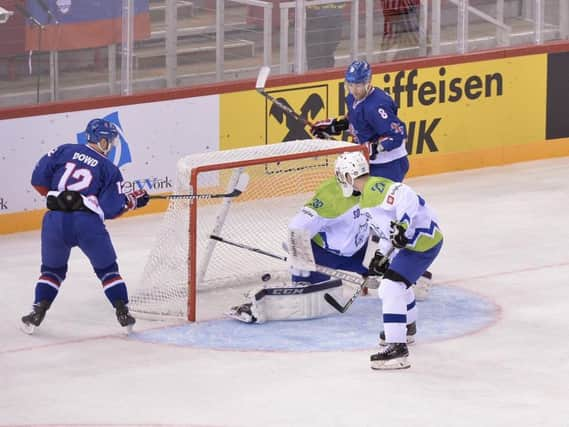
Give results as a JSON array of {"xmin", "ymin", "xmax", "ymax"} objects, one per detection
[
  {"xmin": 85, "ymin": 118, "xmax": 119, "ymax": 156},
  {"xmin": 334, "ymin": 152, "xmax": 369, "ymax": 197}
]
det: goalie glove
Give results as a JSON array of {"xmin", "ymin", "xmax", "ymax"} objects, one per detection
[
  {"xmin": 390, "ymin": 221, "xmax": 409, "ymax": 249},
  {"xmin": 310, "ymin": 117, "xmax": 349, "ymax": 138},
  {"xmin": 125, "ymin": 190, "xmax": 150, "ymax": 211}
]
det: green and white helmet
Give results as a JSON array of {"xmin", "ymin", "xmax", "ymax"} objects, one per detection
[{"xmin": 334, "ymin": 151, "xmax": 369, "ymax": 197}]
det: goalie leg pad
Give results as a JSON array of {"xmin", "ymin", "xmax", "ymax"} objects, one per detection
[
  {"xmin": 248, "ymin": 279, "xmax": 343, "ymax": 322},
  {"xmin": 256, "ymin": 279, "xmax": 343, "ymax": 321},
  {"xmin": 227, "ymin": 302, "xmax": 263, "ymax": 324}
]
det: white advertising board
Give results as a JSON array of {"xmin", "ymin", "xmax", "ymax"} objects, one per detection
[{"xmin": 0, "ymin": 95, "xmax": 219, "ymax": 214}]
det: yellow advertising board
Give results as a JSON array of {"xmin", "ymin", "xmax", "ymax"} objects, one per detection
[
  {"xmin": 220, "ymin": 54, "xmax": 568, "ymax": 175},
  {"xmin": 391, "ymin": 55, "xmax": 546, "ymax": 153},
  {"xmin": 219, "ymin": 82, "xmax": 343, "ymax": 150}
]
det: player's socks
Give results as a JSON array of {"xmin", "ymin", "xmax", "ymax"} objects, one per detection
[{"xmin": 379, "ymin": 321, "xmax": 416, "ymax": 346}]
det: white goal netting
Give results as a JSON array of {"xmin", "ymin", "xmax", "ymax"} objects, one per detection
[{"xmin": 129, "ymin": 139, "xmax": 363, "ymax": 321}]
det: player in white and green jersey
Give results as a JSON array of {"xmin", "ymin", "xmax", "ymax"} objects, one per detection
[{"xmin": 335, "ymin": 151, "xmax": 443, "ymax": 370}]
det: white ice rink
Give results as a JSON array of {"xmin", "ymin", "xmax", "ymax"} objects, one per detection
[{"xmin": 1, "ymin": 157, "xmax": 569, "ymax": 427}]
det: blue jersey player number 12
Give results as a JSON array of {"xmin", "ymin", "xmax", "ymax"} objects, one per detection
[{"xmin": 21, "ymin": 118, "xmax": 150, "ymax": 335}]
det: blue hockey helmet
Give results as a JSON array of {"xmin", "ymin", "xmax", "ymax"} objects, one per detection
[
  {"xmin": 86, "ymin": 118, "xmax": 118, "ymax": 143},
  {"xmin": 85, "ymin": 118, "xmax": 118, "ymax": 155},
  {"xmin": 345, "ymin": 60, "xmax": 372, "ymax": 84}
]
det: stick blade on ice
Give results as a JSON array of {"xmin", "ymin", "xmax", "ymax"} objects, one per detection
[
  {"xmin": 255, "ymin": 66, "xmax": 271, "ymax": 90},
  {"xmin": 324, "ymin": 293, "xmax": 345, "ymax": 313}
]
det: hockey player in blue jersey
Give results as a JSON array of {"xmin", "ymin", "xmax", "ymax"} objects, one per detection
[
  {"xmin": 311, "ymin": 59, "xmax": 409, "ymax": 183},
  {"xmin": 21, "ymin": 118, "xmax": 150, "ymax": 334}
]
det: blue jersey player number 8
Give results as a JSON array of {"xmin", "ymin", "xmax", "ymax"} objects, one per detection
[{"xmin": 311, "ymin": 59, "xmax": 410, "ymax": 183}]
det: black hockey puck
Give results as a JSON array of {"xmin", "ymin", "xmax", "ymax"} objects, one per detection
[{"xmin": 261, "ymin": 273, "xmax": 271, "ymax": 282}]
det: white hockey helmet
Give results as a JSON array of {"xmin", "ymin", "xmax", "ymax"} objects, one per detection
[{"xmin": 334, "ymin": 151, "xmax": 369, "ymax": 197}]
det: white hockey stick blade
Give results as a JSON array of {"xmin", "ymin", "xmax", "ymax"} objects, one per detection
[
  {"xmin": 235, "ymin": 172, "xmax": 250, "ymax": 193},
  {"xmin": 255, "ymin": 66, "xmax": 271, "ymax": 90}
]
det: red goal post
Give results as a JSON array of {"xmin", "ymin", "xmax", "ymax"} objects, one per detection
[{"xmin": 130, "ymin": 139, "xmax": 367, "ymax": 321}]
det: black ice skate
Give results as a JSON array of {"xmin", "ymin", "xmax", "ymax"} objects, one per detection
[
  {"xmin": 113, "ymin": 300, "xmax": 136, "ymax": 333},
  {"xmin": 370, "ymin": 343, "xmax": 410, "ymax": 370},
  {"xmin": 379, "ymin": 322, "xmax": 416, "ymax": 346},
  {"xmin": 226, "ymin": 303, "xmax": 257, "ymax": 323},
  {"xmin": 20, "ymin": 300, "xmax": 51, "ymax": 335}
]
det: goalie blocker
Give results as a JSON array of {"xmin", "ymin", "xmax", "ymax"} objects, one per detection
[{"xmin": 227, "ymin": 279, "xmax": 343, "ymax": 324}]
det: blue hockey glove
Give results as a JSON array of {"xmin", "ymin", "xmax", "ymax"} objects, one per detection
[
  {"xmin": 390, "ymin": 221, "xmax": 409, "ymax": 249},
  {"xmin": 126, "ymin": 190, "xmax": 150, "ymax": 211}
]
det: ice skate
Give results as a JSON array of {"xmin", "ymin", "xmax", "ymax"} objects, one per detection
[
  {"xmin": 114, "ymin": 300, "xmax": 136, "ymax": 333},
  {"xmin": 379, "ymin": 321, "xmax": 416, "ymax": 346},
  {"xmin": 414, "ymin": 271, "xmax": 432, "ymax": 301},
  {"xmin": 226, "ymin": 303, "xmax": 258, "ymax": 324},
  {"xmin": 20, "ymin": 300, "xmax": 51, "ymax": 335},
  {"xmin": 370, "ymin": 343, "xmax": 410, "ymax": 370}
]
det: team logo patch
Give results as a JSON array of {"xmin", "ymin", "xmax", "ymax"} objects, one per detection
[
  {"xmin": 312, "ymin": 199, "xmax": 324, "ymax": 208},
  {"xmin": 371, "ymin": 182, "xmax": 385, "ymax": 193}
]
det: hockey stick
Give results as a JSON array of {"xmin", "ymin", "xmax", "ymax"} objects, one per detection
[
  {"xmin": 255, "ymin": 66, "xmax": 331, "ymax": 139},
  {"xmin": 209, "ymin": 234, "xmax": 367, "ymax": 286},
  {"xmin": 210, "ymin": 234, "xmax": 286, "ymax": 262},
  {"xmin": 149, "ymin": 173, "xmax": 249, "ymax": 200},
  {"xmin": 323, "ymin": 246, "xmax": 396, "ymax": 314}
]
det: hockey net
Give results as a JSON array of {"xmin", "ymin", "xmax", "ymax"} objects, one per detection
[{"xmin": 130, "ymin": 139, "xmax": 365, "ymax": 321}]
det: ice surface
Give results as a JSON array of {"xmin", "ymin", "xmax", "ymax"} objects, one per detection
[{"xmin": 1, "ymin": 157, "xmax": 569, "ymax": 427}]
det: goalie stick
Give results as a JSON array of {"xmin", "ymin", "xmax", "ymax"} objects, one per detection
[
  {"xmin": 323, "ymin": 247, "xmax": 395, "ymax": 314},
  {"xmin": 209, "ymin": 234, "xmax": 368, "ymax": 286},
  {"xmin": 149, "ymin": 173, "xmax": 249, "ymax": 200},
  {"xmin": 210, "ymin": 234, "xmax": 286, "ymax": 262},
  {"xmin": 255, "ymin": 66, "xmax": 331, "ymax": 139}
]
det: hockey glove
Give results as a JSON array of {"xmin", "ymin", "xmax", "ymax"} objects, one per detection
[
  {"xmin": 369, "ymin": 138, "xmax": 389, "ymax": 160},
  {"xmin": 390, "ymin": 221, "xmax": 409, "ymax": 249},
  {"xmin": 368, "ymin": 250, "xmax": 390, "ymax": 276},
  {"xmin": 126, "ymin": 190, "xmax": 150, "ymax": 211},
  {"xmin": 310, "ymin": 117, "xmax": 349, "ymax": 138}
]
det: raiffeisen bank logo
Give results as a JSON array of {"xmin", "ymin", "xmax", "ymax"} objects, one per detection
[{"xmin": 76, "ymin": 111, "xmax": 132, "ymax": 168}]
